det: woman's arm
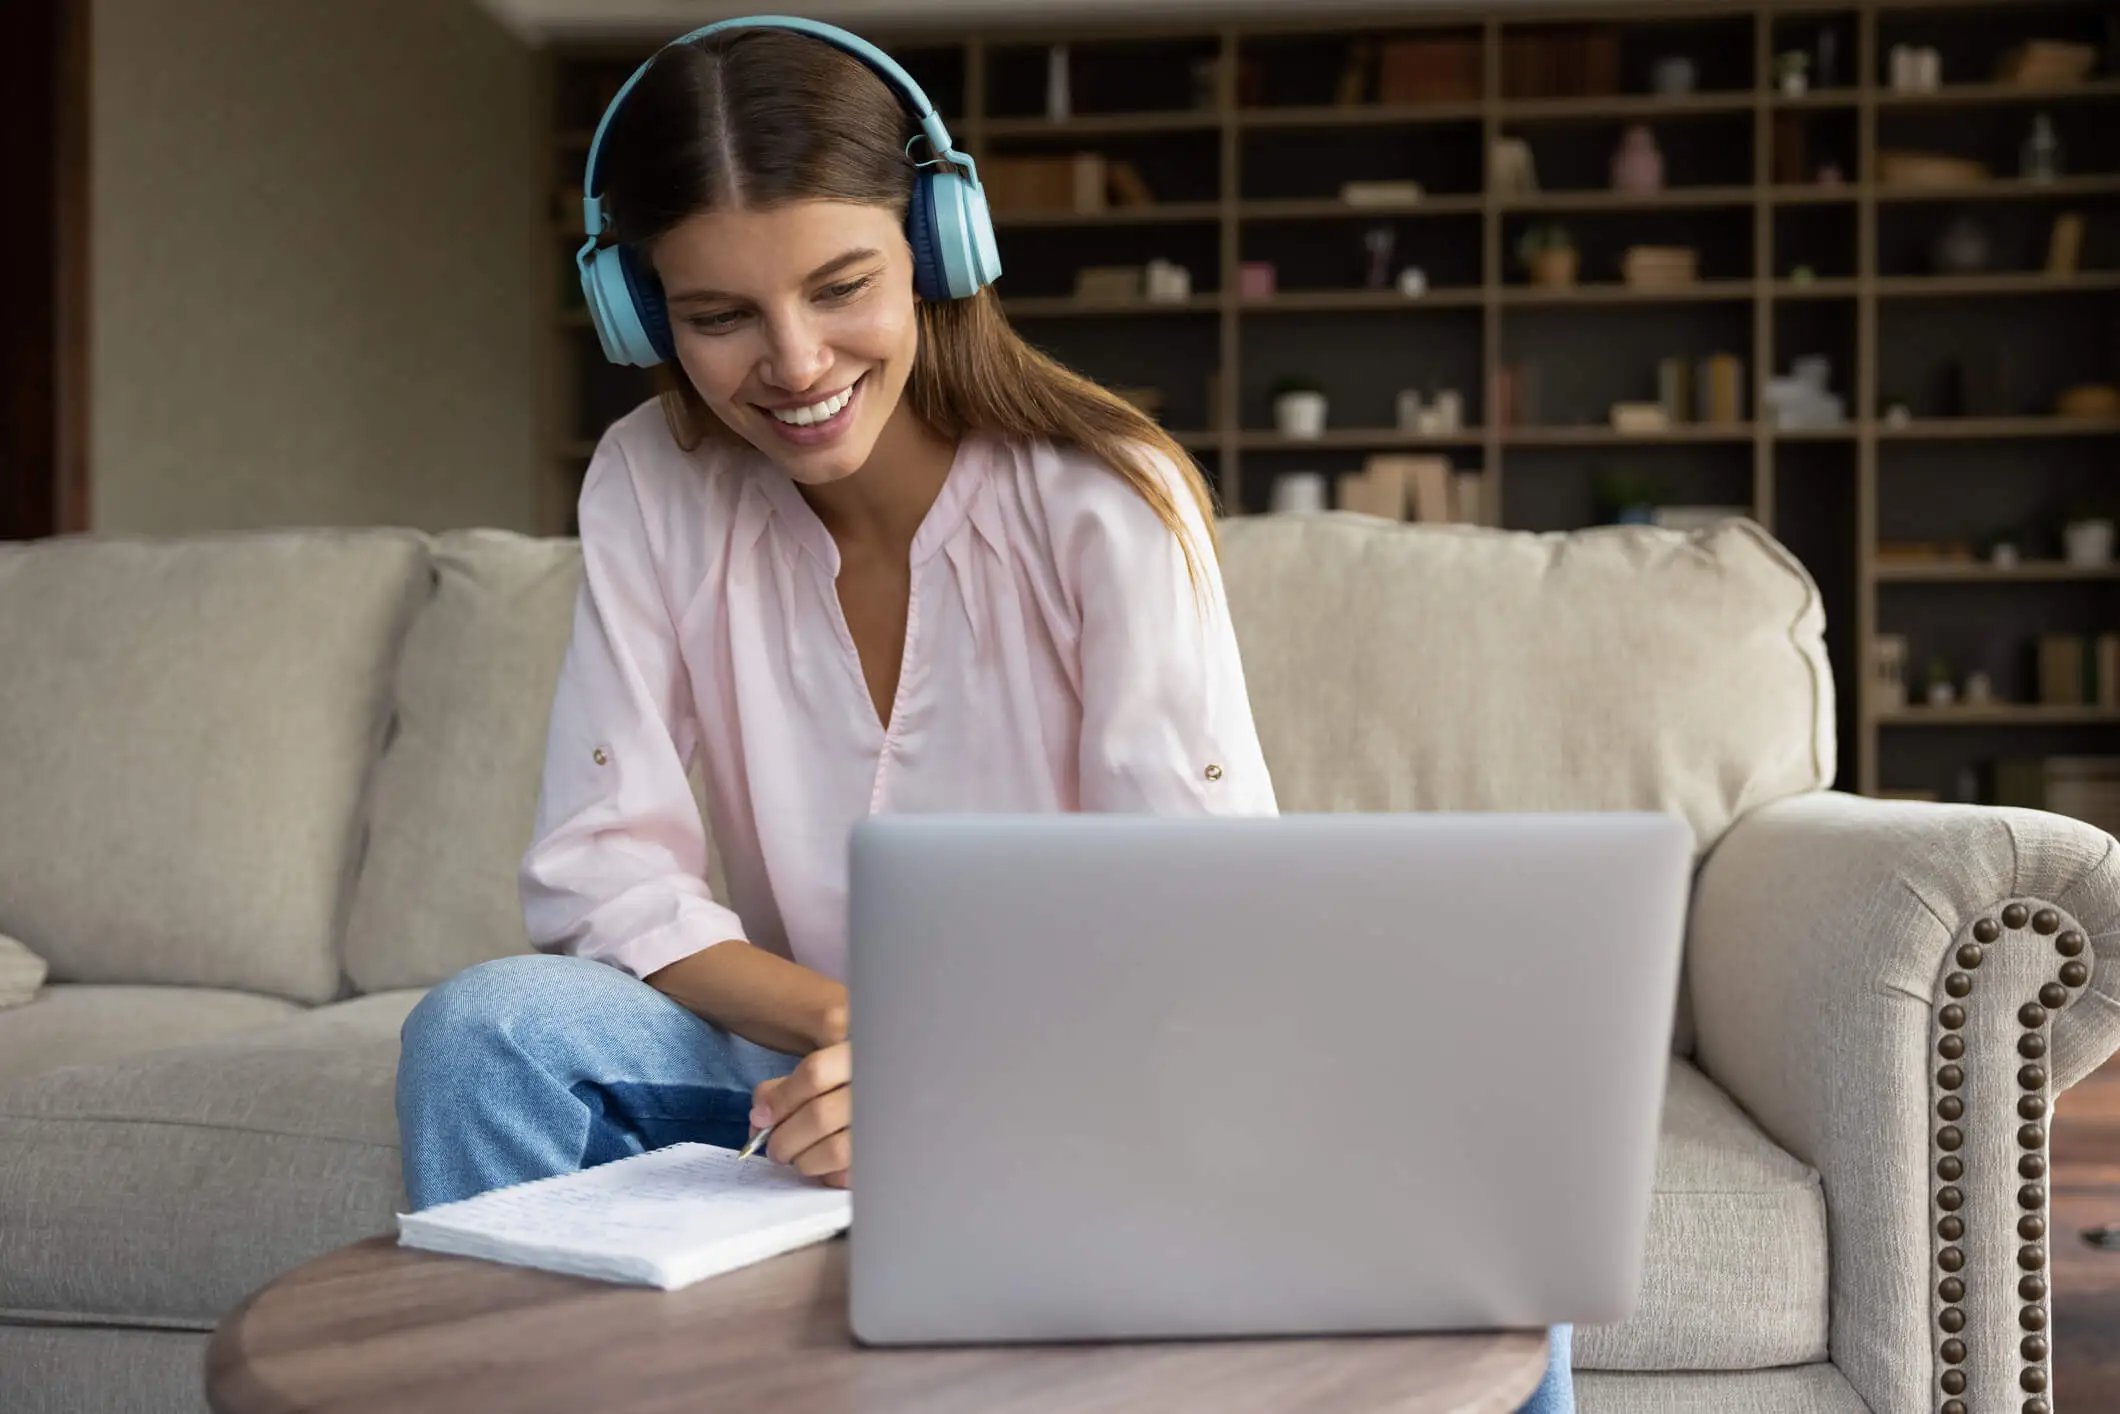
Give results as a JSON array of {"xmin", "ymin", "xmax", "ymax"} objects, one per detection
[
  {"xmin": 644, "ymin": 940, "xmax": 848, "ymax": 1055},
  {"xmin": 1067, "ymin": 450, "xmax": 1278, "ymax": 816},
  {"xmin": 519, "ymin": 436, "xmax": 787, "ymax": 1019}
]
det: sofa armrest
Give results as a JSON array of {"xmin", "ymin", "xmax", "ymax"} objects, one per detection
[{"xmin": 1687, "ymin": 789, "xmax": 2119, "ymax": 1414}]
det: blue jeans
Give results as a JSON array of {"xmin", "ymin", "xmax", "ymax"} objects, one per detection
[{"xmin": 394, "ymin": 953, "xmax": 1573, "ymax": 1412}]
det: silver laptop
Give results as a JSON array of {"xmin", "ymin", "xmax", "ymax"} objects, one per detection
[{"xmin": 846, "ymin": 811, "xmax": 1692, "ymax": 1345}]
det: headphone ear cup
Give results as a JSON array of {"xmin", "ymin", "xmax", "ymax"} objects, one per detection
[
  {"xmin": 959, "ymin": 176, "xmax": 1002, "ymax": 292},
  {"xmin": 581, "ymin": 244, "xmax": 667, "ymax": 368},
  {"xmin": 905, "ymin": 174, "xmax": 948, "ymax": 301},
  {"xmin": 615, "ymin": 246, "xmax": 676, "ymax": 364},
  {"xmin": 916, "ymin": 170, "xmax": 1001, "ymax": 301}
]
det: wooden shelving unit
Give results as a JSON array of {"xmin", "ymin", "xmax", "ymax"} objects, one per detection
[{"xmin": 543, "ymin": 0, "xmax": 2120, "ymax": 802}]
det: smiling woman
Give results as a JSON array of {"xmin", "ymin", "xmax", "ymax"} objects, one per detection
[
  {"xmin": 592, "ymin": 24, "xmax": 1215, "ymax": 586},
  {"xmin": 401, "ymin": 16, "xmax": 1566, "ymax": 1414}
]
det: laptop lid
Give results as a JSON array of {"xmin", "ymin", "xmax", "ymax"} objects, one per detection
[{"xmin": 848, "ymin": 811, "xmax": 1692, "ymax": 1345}]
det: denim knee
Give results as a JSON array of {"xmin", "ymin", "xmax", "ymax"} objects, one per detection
[{"xmin": 399, "ymin": 953, "xmax": 604, "ymax": 1073}]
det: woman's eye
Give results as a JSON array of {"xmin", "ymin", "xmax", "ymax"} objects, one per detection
[
  {"xmin": 686, "ymin": 311, "xmax": 744, "ymax": 334},
  {"xmin": 821, "ymin": 277, "xmax": 873, "ymax": 302}
]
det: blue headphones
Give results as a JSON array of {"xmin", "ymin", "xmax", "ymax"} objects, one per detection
[{"xmin": 576, "ymin": 14, "xmax": 1003, "ymax": 369}]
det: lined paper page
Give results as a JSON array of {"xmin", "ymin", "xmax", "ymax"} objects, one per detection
[{"xmin": 395, "ymin": 1143, "xmax": 851, "ymax": 1289}]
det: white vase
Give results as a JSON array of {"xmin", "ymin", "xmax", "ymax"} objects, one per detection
[
  {"xmin": 1274, "ymin": 391, "xmax": 1328, "ymax": 439},
  {"xmin": 1269, "ymin": 472, "xmax": 1328, "ymax": 514},
  {"xmin": 2063, "ymin": 518, "xmax": 2115, "ymax": 566}
]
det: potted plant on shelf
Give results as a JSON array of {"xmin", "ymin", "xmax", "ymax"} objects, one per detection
[
  {"xmin": 1591, "ymin": 467, "xmax": 1670, "ymax": 525},
  {"xmin": 1271, "ymin": 376, "xmax": 1329, "ymax": 439},
  {"xmin": 1518, "ymin": 223, "xmax": 1578, "ymax": 289}
]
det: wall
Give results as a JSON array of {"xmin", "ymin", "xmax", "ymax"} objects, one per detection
[{"xmin": 90, "ymin": 0, "xmax": 541, "ymax": 534}]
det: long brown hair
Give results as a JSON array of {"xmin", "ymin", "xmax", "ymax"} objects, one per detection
[{"xmin": 596, "ymin": 27, "xmax": 1218, "ymax": 586}]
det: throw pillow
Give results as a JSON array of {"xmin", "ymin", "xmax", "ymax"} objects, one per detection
[{"xmin": 0, "ymin": 930, "xmax": 48, "ymax": 1009}]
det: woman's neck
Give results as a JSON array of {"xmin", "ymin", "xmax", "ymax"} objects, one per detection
[{"xmin": 796, "ymin": 402, "xmax": 958, "ymax": 558}]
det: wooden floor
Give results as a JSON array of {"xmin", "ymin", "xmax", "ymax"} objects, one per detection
[{"xmin": 2055, "ymin": 1050, "xmax": 2120, "ymax": 1407}]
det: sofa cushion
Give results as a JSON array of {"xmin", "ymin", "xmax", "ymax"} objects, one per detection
[
  {"xmin": 0, "ymin": 990, "xmax": 420, "ymax": 1327},
  {"xmin": 1217, "ymin": 516, "xmax": 1833, "ymax": 858},
  {"xmin": 0, "ymin": 529, "xmax": 431, "ymax": 1003},
  {"xmin": 1, "ymin": 999, "xmax": 1824, "ymax": 1369},
  {"xmin": 342, "ymin": 532, "xmax": 721, "ymax": 993},
  {"xmin": 0, "ymin": 984, "xmax": 303, "ymax": 1093},
  {"xmin": 341, "ymin": 531, "xmax": 581, "ymax": 993},
  {"xmin": 1576, "ymin": 1059, "xmax": 1828, "ymax": 1371}
]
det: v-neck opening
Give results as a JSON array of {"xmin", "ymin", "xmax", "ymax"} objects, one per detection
[
  {"xmin": 754, "ymin": 436, "xmax": 982, "ymax": 748},
  {"xmin": 752, "ymin": 433, "xmax": 984, "ymax": 579}
]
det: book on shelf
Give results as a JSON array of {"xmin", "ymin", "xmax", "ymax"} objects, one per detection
[
  {"xmin": 984, "ymin": 153, "xmax": 1106, "ymax": 214},
  {"xmin": 1378, "ymin": 37, "xmax": 1481, "ymax": 103},
  {"xmin": 1335, "ymin": 459, "xmax": 1404, "ymax": 519},
  {"xmin": 1696, "ymin": 354, "xmax": 1743, "ymax": 424},
  {"xmin": 1340, "ymin": 180, "xmax": 1425, "ymax": 206},
  {"xmin": 1610, "ymin": 402, "xmax": 1669, "ymax": 434},
  {"xmin": 2035, "ymin": 632, "xmax": 2120, "ymax": 707},
  {"xmin": 1656, "ymin": 357, "xmax": 1692, "ymax": 425},
  {"xmin": 1621, "ymin": 246, "xmax": 1698, "ymax": 289},
  {"xmin": 1335, "ymin": 456, "xmax": 1479, "ymax": 525},
  {"xmin": 1502, "ymin": 27, "xmax": 1620, "ymax": 99}
]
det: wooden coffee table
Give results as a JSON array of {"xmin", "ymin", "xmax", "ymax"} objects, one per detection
[{"xmin": 207, "ymin": 1235, "xmax": 1550, "ymax": 1413}]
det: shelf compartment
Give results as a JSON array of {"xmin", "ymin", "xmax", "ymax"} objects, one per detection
[
  {"xmin": 1237, "ymin": 103, "xmax": 1485, "ymax": 129},
  {"xmin": 1498, "ymin": 91, "xmax": 1757, "ymax": 122},
  {"xmin": 1879, "ymin": 707, "xmax": 2120, "ymax": 727},
  {"xmin": 983, "ymin": 111, "xmax": 1220, "ymax": 137},
  {"xmin": 1233, "ymin": 429, "xmax": 1486, "ymax": 450},
  {"xmin": 1499, "ymin": 280, "xmax": 1756, "ymax": 305},
  {"xmin": 1876, "ymin": 78, "xmax": 2120, "ymax": 111},
  {"xmin": 1240, "ymin": 290, "xmax": 1485, "ymax": 311},
  {"xmin": 1875, "ymin": 175, "xmax": 2120, "ymax": 203},
  {"xmin": 1874, "ymin": 272, "xmax": 2120, "ymax": 297},
  {"xmin": 1877, "ymin": 562, "xmax": 2120, "ymax": 582},
  {"xmin": 1240, "ymin": 196, "xmax": 1483, "ymax": 219},
  {"xmin": 1502, "ymin": 424, "xmax": 1754, "ymax": 446},
  {"xmin": 1878, "ymin": 417, "xmax": 2120, "ymax": 440},
  {"xmin": 1500, "ymin": 186, "xmax": 1758, "ymax": 212},
  {"xmin": 1004, "ymin": 295, "xmax": 1224, "ymax": 317},
  {"xmin": 992, "ymin": 203, "xmax": 1222, "ymax": 227}
]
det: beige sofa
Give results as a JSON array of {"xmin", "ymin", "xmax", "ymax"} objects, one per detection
[{"xmin": 1, "ymin": 513, "xmax": 2114, "ymax": 1414}]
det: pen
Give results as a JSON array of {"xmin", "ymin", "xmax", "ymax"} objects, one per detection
[{"xmin": 737, "ymin": 1123, "xmax": 774, "ymax": 1161}]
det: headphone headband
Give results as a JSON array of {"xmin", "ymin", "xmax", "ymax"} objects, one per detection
[
  {"xmin": 575, "ymin": 13, "xmax": 1000, "ymax": 365},
  {"xmin": 581, "ymin": 14, "xmax": 963, "ymax": 241}
]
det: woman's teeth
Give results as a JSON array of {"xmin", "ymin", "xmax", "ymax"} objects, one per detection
[{"xmin": 767, "ymin": 381, "xmax": 856, "ymax": 426}]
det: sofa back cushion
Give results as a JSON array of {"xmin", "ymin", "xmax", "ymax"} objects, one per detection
[
  {"xmin": 0, "ymin": 529, "xmax": 428, "ymax": 1002},
  {"xmin": 341, "ymin": 531, "xmax": 581, "ymax": 993},
  {"xmin": 349, "ymin": 514, "xmax": 1831, "ymax": 996},
  {"xmin": 1217, "ymin": 515, "xmax": 1834, "ymax": 855}
]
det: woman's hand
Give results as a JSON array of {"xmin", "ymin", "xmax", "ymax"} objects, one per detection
[{"xmin": 752, "ymin": 1041, "xmax": 850, "ymax": 1188}]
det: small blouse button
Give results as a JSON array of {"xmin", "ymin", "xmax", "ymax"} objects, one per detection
[
  {"xmin": 592, "ymin": 747, "xmax": 610, "ymax": 766},
  {"xmin": 1204, "ymin": 764, "xmax": 1223, "ymax": 782}
]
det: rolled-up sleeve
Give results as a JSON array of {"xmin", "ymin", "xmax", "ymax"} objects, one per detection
[
  {"xmin": 518, "ymin": 436, "xmax": 748, "ymax": 979},
  {"xmin": 1068, "ymin": 451, "xmax": 1278, "ymax": 816}
]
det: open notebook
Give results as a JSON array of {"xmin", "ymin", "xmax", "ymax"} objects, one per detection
[{"xmin": 394, "ymin": 1143, "xmax": 852, "ymax": 1290}]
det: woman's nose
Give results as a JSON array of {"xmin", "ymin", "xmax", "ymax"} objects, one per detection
[{"xmin": 760, "ymin": 314, "xmax": 830, "ymax": 393}]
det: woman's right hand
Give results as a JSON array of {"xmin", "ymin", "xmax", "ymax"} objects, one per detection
[{"xmin": 751, "ymin": 1041, "xmax": 851, "ymax": 1188}]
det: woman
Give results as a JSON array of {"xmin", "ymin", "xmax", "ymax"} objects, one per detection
[{"xmin": 393, "ymin": 19, "xmax": 1571, "ymax": 1411}]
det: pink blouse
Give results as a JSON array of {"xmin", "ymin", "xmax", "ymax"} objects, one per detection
[{"xmin": 519, "ymin": 399, "xmax": 1278, "ymax": 986}]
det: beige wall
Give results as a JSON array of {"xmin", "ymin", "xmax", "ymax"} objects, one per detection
[{"xmin": 90, "ymin": 0, "xmax": 541, "ymax": 535}]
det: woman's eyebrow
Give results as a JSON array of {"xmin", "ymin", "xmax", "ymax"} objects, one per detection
[{"xmin": 665, "ymin": 249, "xmax": 883, "ymax": 308}]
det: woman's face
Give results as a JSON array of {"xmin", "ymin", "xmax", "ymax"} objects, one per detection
[{"xmin": 649, "ymin": 200, "xmax": 918, "ymax": 486}]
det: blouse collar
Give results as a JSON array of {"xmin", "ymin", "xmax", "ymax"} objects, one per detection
[{"xmin": 749, "ymin": 431, "xmax": 987, "ymax": 577}]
